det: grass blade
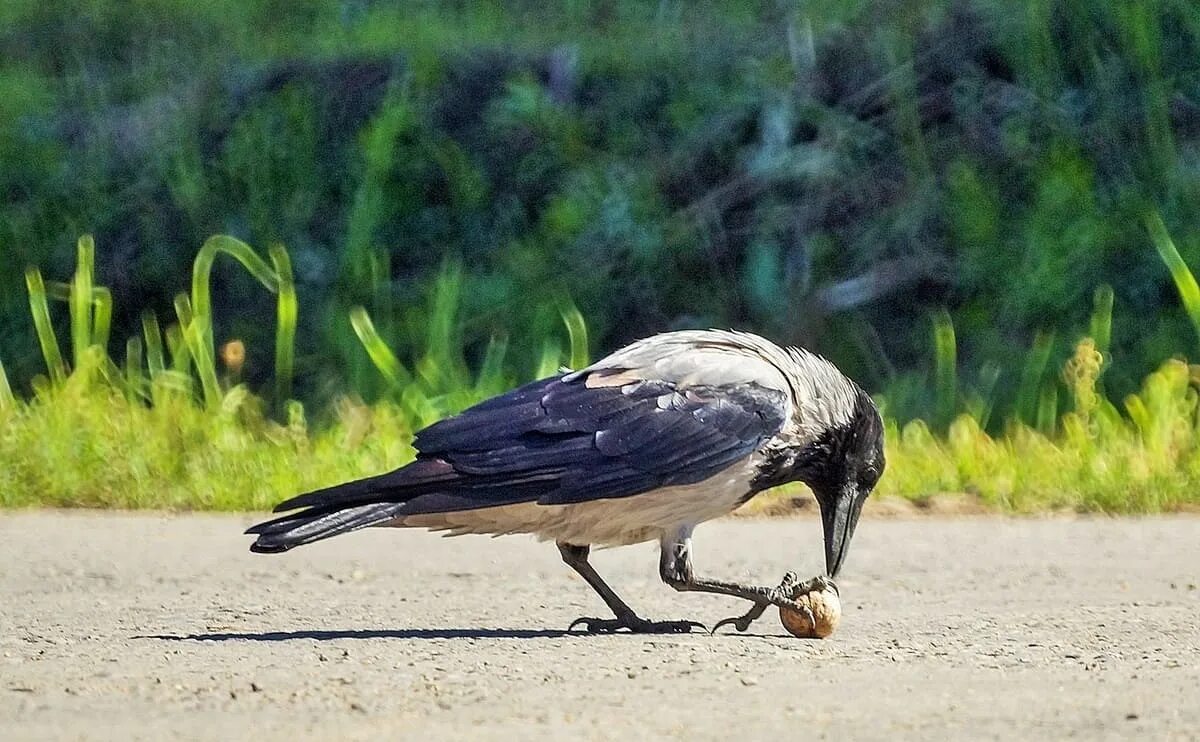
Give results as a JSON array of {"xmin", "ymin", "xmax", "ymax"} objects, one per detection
[
  {"xmin": 92, "ymin": 286, "xmax": 113, "ymax": 354},
  {"xmin": 1016, "ymin": 331, "xmax": 1055, "ymax": 425},
  {"xmin": 1036, "ymin": 380, "xmax": 1058, "ymax": 435},
  {"xmin": 475, "ymin": 334, "xmax": 509, "ymax": 398},
  {"xmin": 125, "ymin": 337, "xmax": 145, "ymax": 403},
  {"xmin": 1089, "ymin": 284, "xmax": 1114, "ymax": 356},
  {"xmin": 69, "ymin": 235, "xmax": 94, "ymax": 364},
  {"xmin": 165, "ymin": 322, "xmax": 192, "ymax": 376},
  {"xmin": 48, "ymin": 277, "xmax": 112, "ymax": 357},
  {"xmin": 535, "ymin": 338, "xmax": 562, "ymax": 379},
  {"xmin": 175, "ymin": 292, "xmax": 219, "ymax": 408},
  {"xmin": 963, "ymin": 360, "xmax": 1001, "ymax": 431},
  {"xmin": 0, "ymin": 358, "xmax": 13, "ymax": 410},
  {"xmin": 70, "ymin": 235, "xmax": 95, "ymax": 366},
  {"xmin": 142, "ymin": 311, "xmax": 166, "ymax": 378},
  {"xmin": 1146, "ymin": 213, "xmax": 1200, "ymax": 347},
  {"xmin": 191, "ymin": 236, "xmax": 280, "ymax": 319},
  {"xmin": 269, "ymin": 243, "xmax": 297, "ymax": 406},
  {"xmin": 559, "ymin": 299, "xmax": 589, "ymax": 371},
  {"xmin": 419, "ymin": 262, "xmax": 466, "ymax": 393},
  {"xmin": 25, "ymin": 267, "xmax": 67, "ymax": 384},
  {"xmin": 932, "ymin": 308, "xmax": 956, "ymax": 430},
  {"xmin": 44, "ymin": 281, "xmax": 71, "ymax": 301},
  {"xmin": 349, "ymin": 306, "xmax": 411, "ymax": 388},
  {"xmin": 190, "ymin": 235, "xmax": 291, "ymax": 412},
  {"xmin": 97, "ymin": 349, "xmax": 125, "ymax": 392}
]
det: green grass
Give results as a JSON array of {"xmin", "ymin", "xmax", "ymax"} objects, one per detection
[
  {"xmin": 3, "ymin": 233, "xmax": 1200, "ymax": 514},
  {"xmin": 1, "ymin": 234, "xmax": 588, "ymax": 510},
  {"xmin": 879, "ymin": 343, "xmax": 1200, "ymax": 513},
  {"xmin": 0, "ymin": 370, "xmax": 415, "ymax": 510}
]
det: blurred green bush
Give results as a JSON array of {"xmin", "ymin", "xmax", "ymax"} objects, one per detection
[{"xmin": 3, "ymin": 0, "xmax": 1200, "ymax": 424}]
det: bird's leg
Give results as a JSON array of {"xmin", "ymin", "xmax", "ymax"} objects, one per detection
[
  {"xmin": 658, "ymin": 529, "xmax": 834, "ymax": 634},
  {"xmin": 558, "ymin": 542, "xmax": 704, "ymax": 634},
  {"xmin": 708, "ymin": 574, "xmax": 838, "ymax": 634},
  {"xmin": 706, "ymin": 572, "xmax": 836, "ymax": 634}
]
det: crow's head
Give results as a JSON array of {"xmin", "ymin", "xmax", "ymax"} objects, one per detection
[{"xmin": 794, "ymin": 386, "xmax": 885, "ymax": 577}]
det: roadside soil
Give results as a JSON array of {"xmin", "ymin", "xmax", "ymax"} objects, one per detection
[{"xmin": 2, "ymin": 511, "xmax": 1198, "ymax": 740}]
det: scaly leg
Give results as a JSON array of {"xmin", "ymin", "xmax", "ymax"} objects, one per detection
[
  {"xmin": 558, "ymin": 542, "xmax": 705, "ymax": 634},
  {"xmin": 657, "ymin": 527, "xmax": 835, "ymax": 634}
]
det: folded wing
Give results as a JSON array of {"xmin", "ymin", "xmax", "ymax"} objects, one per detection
[{"xmin": 258, "ymin": 369, "xmax": 782, "ymax": 519}]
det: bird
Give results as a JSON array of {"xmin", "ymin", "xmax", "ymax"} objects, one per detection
[{"xmin": 247, "ymin": 329, "xmax": 886, "ymax": 634}]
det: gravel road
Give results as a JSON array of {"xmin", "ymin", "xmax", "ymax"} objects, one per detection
[{"xmin": 2, "ymin": 511, "xmax": 1198, "ymax": 740}]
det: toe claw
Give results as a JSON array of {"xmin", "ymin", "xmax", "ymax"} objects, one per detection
[
  {"xmin": 801, "ymin": 604, "xmax": 815, "ymax": 626},
  {"xmin": 710, "ymin": 616, "xmax": 744, "ymax": 635},
  {"xmin": 568, "ymin": 616, "xmax": 602, "ymax": 633},
  {"xmin": 711, "ymin": 601, "xmax": 770, "ymax": 635}
]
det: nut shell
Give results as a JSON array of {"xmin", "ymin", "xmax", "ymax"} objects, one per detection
[{"xmin": 779, "ymin": 585, "xmax": 841, "ymax": 638}]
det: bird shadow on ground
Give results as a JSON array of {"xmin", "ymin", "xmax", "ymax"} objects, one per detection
[
  {"xmin": 137, "ymin": 628, "xmax": 574, "ymax": 642},
  {"xmin": 139, "ymin": 628, "xmax": 792, "ymax": 642}
]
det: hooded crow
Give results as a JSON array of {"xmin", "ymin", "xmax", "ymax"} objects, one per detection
[{"xmin": 247, "ymin": 330, "xmax": 885, "ymax": 634}]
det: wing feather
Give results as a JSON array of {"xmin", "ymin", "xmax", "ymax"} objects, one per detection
[
  {"xmin": 405, "ymin": 372, "xmax": 787, "ymax": 510},
  {"xmin": 270, "ymin": 368, "xmax": 788, "ymax": 519}
]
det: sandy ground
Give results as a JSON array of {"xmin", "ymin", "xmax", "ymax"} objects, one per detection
[{"xmin": 2, "ymin": 511, "xmax": 1199, "ymax": 741}]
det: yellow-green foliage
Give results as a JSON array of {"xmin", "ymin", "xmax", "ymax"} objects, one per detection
[
  {"xmin": 3, "ymin": 333, "xmax": 1199, "ymax": 513},
  {"xmin": 0, "ymin": 352, "xmax": 416, "ymax": 510},
  {"xmin": 879, "ymin": 340, "xmax": 1200, "ymax": 513}
]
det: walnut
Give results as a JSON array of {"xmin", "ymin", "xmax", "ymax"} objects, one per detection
[{"xmin": 779, "ymin": 583, "xmax": 841, "ymax": 638}]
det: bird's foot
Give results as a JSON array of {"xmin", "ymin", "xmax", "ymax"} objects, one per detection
[
  {"xmin": 568, "ymin": 614, "xmax": 706, "ymax": 635},
  {"xmin": 711, "ymin": 572, "xmax": 837, "ymax": 634}
]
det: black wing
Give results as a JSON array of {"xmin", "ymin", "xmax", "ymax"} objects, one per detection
[
  {"xmin": 273, "ymin": 372, "xmax": 787, "ymax": 515},
  {"xmin": 247, "ymin": 372, "xmax": 788, "ymax": 551}
]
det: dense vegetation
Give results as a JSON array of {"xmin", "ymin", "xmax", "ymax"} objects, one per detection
[
  {"xmin": 2, "ymin": 234, "xmax": 1198, "ymax": 513},
  {"xmin": 4, "ymin": 1, "xmax": 1200, "ymax": 512}
]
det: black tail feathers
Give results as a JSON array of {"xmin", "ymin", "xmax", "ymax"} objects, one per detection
[
  {"xmin": 246, "ymin": 501, "xmax": 403, "ymax": 553},
  {"xmin": 247, "ymin": 458, "xmax": 462, "ymax": 553}
]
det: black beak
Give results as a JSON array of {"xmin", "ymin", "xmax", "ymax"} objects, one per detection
[{"xmin": 820, "ymin": 485, "xmax": 864, "ymax": 578}]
